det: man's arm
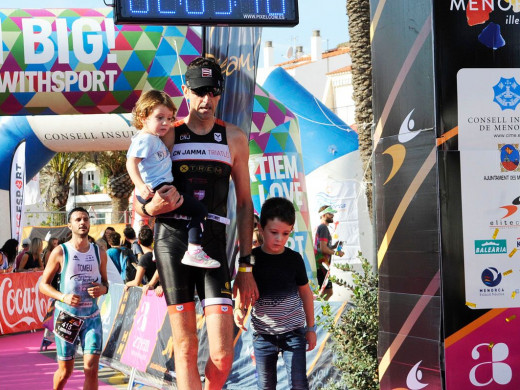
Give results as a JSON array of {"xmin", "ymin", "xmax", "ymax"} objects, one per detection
[
  {"xmin": 126, "ymin": 265, "xmax": 146, "ymax": 288},
  {"xmin": 39, "ymin": 246, "xmax": 79, "ymax": 306},
  {"xmin": 227, "ymin": 124, "xmax": 258, "ymax": 308},
  {"xmin": 136, "ymin": 185, "xmax": 183, "ymax": 218}
]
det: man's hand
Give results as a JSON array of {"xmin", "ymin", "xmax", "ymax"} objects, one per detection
[
  {"xmin": 155, "ymin": 285, "xmax": 164, "ymax": 297},
  {"xmin": 87, "ymin": 282, "xmax": 107, "ymax": 298},
  {"xmin": 336, "ymin": 250, "xmax": 344, "ymax": 257},
  {"xmin": 233, "ymin": 307, "xmax": 247, "ymax": 331},
  {"xmin": 147, "ymin": 185, "xmax": 183, "ymax": 215},
  {"xmin": 233, "ymin": 272, "xmax": 259, "ymax": 310},
  {"xmin": 62, "ymin": 293, "xmax": 81, "ymax": 306}
]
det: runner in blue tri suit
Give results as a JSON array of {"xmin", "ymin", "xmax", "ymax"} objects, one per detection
[{"xmin": 39, "ymin": 207, "xmax": 109, "ymax": 390}]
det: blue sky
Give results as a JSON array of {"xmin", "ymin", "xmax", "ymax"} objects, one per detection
[{"xmin": 19, "ymin": 0, "xmax": 349, "ymax": 64}]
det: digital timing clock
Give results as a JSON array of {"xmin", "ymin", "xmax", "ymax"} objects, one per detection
[{"xmin": 114, "ymin": 0, "xmax": 299, "ymax": 26}]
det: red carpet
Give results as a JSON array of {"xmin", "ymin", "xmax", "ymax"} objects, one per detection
[{"xmin": 0, "ymin": 330, "xmax": 119, "ymax": 389}]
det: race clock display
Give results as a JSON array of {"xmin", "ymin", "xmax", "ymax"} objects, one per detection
[{"xmin": 114, "ymin": 0, "xmax": 299, "ymax": 26}]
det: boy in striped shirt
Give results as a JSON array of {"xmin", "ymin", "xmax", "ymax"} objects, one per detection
[{"xmin": 234, "ymin": 197, "xmax": 316, "ymax": 390}]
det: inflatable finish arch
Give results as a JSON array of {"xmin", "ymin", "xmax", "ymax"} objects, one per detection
[
  {"xmin": 0, "ymin": 8, "xmax": 318, "ymax": 280},
  {"xmin": 0, "ymin": 8, "xmax": 201, "ymax": 240}
]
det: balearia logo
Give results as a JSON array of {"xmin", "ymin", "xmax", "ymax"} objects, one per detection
[
  {"xmin": 481, "ymin": 267, "xmax": 502, "ymax": 287},
  {"xmin": 470, "ymin": 343, "xmax": 512, "ymax": 386},
  {"xmin": 474, "ymin": 239, "xmax": 507, "ymax": 254},
  {"xmin": 406, "ymin": 361, "xmax": 428, "ymax": 390},
  {"xmin": 498, "ymin": 143, "xmax": 520, "ymax": 172}
]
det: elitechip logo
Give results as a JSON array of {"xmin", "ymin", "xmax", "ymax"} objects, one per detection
[{"xmin": 474, "ymin": 239, "xmax": 507, "ymax": 254}]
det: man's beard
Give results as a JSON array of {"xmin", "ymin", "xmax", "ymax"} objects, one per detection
[{"xmin": 325, "ymin": 217, "xmax": 334, "ymax": 223}]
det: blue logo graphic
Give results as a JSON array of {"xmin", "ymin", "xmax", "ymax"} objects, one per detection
[
  {"xmin": 481, "ymin": 267, "xmax": 502, "ymax": 287},
  {"xmin": 493, "ymin": 77, "xmax": 520, "ymax": 110}
]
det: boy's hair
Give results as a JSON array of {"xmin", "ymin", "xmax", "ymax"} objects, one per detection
[
  {"xmin": 123, "ymin": 226, "xmax": 136, "ymax": 240},
  {"xmin": 107, "ymin": 231, "xmax": 121, "ymax": 246},
  {"xmin": 132, "ymin": 89, "xmax": 177, "ymax": 130},
  {"xmin": 259, "ymin": 197, "xmax": 295, "ymax": 228},
  {"xmin": 67, "ymin": 207, "xmax": 89, "ymax": 222},
  {"xmin": 138, "ymin": 227, "xmax": 154, "ymax": 247}
]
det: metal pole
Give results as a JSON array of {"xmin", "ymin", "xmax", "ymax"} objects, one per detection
[{"xmin": 202, "ymin": 26, "xmax": 206, "ymax": 57}]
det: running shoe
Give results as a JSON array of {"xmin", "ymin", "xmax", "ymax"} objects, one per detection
[{"xmin": 181, "ymin": 249, "xmax": 221, "ymax": 269}]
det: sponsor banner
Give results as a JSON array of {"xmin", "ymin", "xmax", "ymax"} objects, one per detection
[
  {"xmin": 9, "ymin": 140, "xmax": 25, "ymax": 243},
  {"xmin": 98, "ymin": 282, "xmax": 124, "ymax": 350},
  {"xmin": 96, "ymin": 286, "xmax": 343, "ymax": 388},
  {"xmin": 445, "ymin": 308, "xmax": 520, "ymax": 389},
  {"xmin": 459, "ymin": 69, "xmax": 520, "ymax": 309},
  {"xmin": 102, "ymin": 286, "xmax": 142, "ymax": 363},
  {"xmin": 460, "ymin": 150, "xmax": 520, "ymax": 308},
  {"xmin": 206, "ymin": 26, "xmax": 261, "ymax": 135},
  {"xmin": 0, "ymin": 272, "xmax": 51, "ymax": 335},
  {"xmin": 378, "ymin": 330, "xmax": 442, "ymax": 390},
  {"xmin": 120, "ymin": 290, "xmax": 167, "ymax": 371},
  {"xmin": 0, "ymin": 8, "xmax": 201, "ymax": 116},
  {"xmin": 458, "ymin": 69, "xmax": 520, "ymax": 151},
  {"xmin": 249, "ymin": 85, "xmax": 315, "ymax": 277}
]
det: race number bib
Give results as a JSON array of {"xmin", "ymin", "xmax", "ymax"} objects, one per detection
[{"xmin": 54, "ymin": 310, "xmax": 84, "ymax": 344}]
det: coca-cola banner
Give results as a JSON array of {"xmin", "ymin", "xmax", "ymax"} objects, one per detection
[{"xmin": 0, "ymin": 272, "xmax": 50, "ymax": 335}]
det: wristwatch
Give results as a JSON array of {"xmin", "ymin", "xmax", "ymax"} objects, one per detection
[
  {"xmin": 238, "ymin": 254, "xmax": 255, "ymax": 266},
  {"xmin": 305, "ymin": 324, "xmax": 317, "ymax": 332},
  {"xmin": 141, "ymin": 203, "xmax": 153, "ymax": 217}
]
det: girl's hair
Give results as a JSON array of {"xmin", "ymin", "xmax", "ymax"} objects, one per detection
[
  {"xmin": 132, "ymin": 90, "xmax": 178, "ymax": 130},
  {"xmin": 29, "ymin": 237, "xmax": 43, "ymax": 256},
  {"xmin": 0, "ymin": 238, "xmax": 19, "ymax": 264}
]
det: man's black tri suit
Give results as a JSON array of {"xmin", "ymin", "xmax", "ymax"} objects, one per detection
[{"xmin": 155, "ymin": 119, "xmax": 233, "ymax": 307}]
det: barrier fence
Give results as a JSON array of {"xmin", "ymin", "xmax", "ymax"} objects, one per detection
[{"xmin": 2, "ymin": 273, "xmax": 347, "ymax": 389}]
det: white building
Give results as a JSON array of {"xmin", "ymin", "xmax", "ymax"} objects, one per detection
[{"xmin": 257, "ymin": 30, "xmax": 355, "ymax": 127}]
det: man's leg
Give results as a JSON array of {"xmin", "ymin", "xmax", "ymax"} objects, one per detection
[
  {"xmin": 54, "ymin": 359, "xmax": 75, "ymax": 390},
  {"xmin": 168, "ymin": 303, "xmax": 201, "ymax": 390},
  {"xmin": 83, "ymin": 353, "xmax": 100, "ymax": 390},
  {"xmin": 204, "ymin": 309, "xmax": 235, "ymax": 390}
]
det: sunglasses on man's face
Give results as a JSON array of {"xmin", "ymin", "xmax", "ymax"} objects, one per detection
[{"xmin": 190, "ymin": 86, "xmax": 223, "ymax": 97}]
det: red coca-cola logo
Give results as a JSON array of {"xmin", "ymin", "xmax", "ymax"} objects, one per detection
[{"xmin": 0, "ymin": 273, "xmax": 50, "ymax": 334}]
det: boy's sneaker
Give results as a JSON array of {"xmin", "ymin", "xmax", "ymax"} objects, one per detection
[{"xmin": 181, "ymin": 249, "xmax": 221, "ymax": 269}]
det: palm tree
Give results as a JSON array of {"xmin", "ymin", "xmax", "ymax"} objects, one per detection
[
  {"xmin": 40, "ymin": 152, "xmax": 88, "ymax": 224},
  {"xmin": 91, "ymin": 151, "xmax": 134, "ymax": 222},
  {"xmin": 347, "ymin": 0, "xmax": 374, "ymax": 217}
]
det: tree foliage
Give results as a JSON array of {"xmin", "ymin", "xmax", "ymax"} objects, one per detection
[
  {"xmin": 91, "ymin": 151, "xmax": 134, "ymax": 219},
  {"xmin": 40, "ymin": 152, "xmax": 88, "ymax": 212}
]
